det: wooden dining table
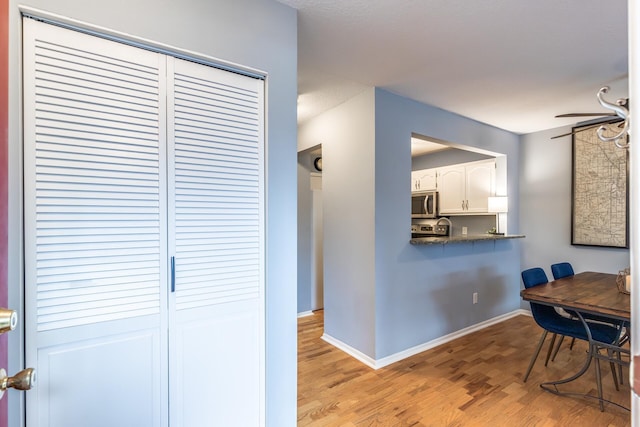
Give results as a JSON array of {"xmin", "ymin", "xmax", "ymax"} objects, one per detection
[
  {"xmin": 521, "ymin": 271, "xmax": 630, "ymax": 321},
  {"xmin": 520, "ymin": 271, "xmax": 630, "ymax": 411}
]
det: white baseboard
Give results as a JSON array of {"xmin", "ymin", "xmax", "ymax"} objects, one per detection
[
  {"xmin": 297, "ymin": 310, "xmax": 314, "ymax": 318},
  {"xmin": 322, "ymin": 309, "xmax": 530, "ymax": 370},
  {"xmin": 519, "ymin": 308, "xmax": 532, "ymax": 317},
  {"xmin": 321, "ymin": 334, "xmax": 378, "ymax": 369}
]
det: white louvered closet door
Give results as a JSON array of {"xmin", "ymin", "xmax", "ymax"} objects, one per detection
[
  {"xmin": 23, "ymin": 19, "xmax": 168, "ymax": 427},
  {"xmin": 23, "ymin": 18, "xmax": 265, "ymax": 427},
  {"xmin": 167, "ymin": 57, "xmax": 265, "ymax": 426}
]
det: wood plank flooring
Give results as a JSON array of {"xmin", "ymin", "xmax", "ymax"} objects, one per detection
[{"xmin": 298, "ymin": 311, "xmax": 631, "ymax": 426}]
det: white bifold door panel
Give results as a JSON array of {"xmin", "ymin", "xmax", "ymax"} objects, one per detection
[
  {"xmin": 168, "ymin": 57, "xmax": 264, "ymax": 426},
  {"xmin": 23, "ymin": 17, "xmax": 265, "ymax": 427}
]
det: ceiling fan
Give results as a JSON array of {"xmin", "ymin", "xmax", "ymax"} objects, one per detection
[{"xmin": 551, "ymin": 87, "xmax": 629, "ymax": 148}]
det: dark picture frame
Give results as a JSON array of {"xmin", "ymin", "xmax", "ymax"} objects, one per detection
[{"xmin": 571, "ymin": 122, "xmax": 629, "ymax": 248}]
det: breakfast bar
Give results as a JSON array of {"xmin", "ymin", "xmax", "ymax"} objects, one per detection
[{"xmin": 410, "ymin": 234, "xmax": 525, "ymax": 245}]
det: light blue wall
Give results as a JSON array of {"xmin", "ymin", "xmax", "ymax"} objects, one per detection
[
  {"xmin": 8, "ymin": 1, "xmax": 298, "ymax": 425},
  {"xmin": 298, "ymin": 88, "xmax": 523, "ymax": 361},
  {"xmin": 519, "ymin": 126, "xmax": 629, "ymax": 309},
  {"xmin": 297, "ymin": 151, "xmax": 313, "ymax": 313},
  {"xmin": 373, "ymin": 89, "xmax": 522, "ymax": 358},
  {"xmin": 298, "ymin": 89, "xmax": 377, "ymax": 357}
]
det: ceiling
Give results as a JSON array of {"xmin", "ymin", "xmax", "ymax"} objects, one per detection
[
  {"xmin": 410, "ymin": 136, "xmax": 450, "ymax": 157},
  {"xmin": 277, "ymin": 0, "xmax": 628, "ymax": 135}
]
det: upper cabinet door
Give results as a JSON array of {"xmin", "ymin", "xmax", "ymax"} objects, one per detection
[
  {"xmin": 465, "ymin": 161, "xmax": 495, "ymax": 213},
  {"xmin": 410, "ymin": 170, "xmax": 421, "ymax": 191},
  {"xmin": 438, "ymin": 165, "xmax": 466, "ymax": 214},
  {"xmin": 411, "ymin": 168, "xmax": 438, "ymax": 192},
  {"xmin": 417, "ymin": 169, "xmax": 437, "ymax": 191}
]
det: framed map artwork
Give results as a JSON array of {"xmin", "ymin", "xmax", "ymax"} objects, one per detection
[{"xmin": 571, "ymin": 122, "xmax": 628, "ymax": 248}]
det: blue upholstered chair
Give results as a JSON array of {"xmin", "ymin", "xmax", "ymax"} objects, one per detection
[
  {"xmin": 522, "ymin": 267, "xmax": 560, "ymax": 381},
  {"xmin": 522, "ymin": 267, "xmax": 622, "ymax": 384},
  {"xmin": 551, "ymin": 262, "xmax": 574, "ymax": 280}
]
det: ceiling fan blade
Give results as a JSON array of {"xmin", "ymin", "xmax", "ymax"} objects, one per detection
[
  {"xmin": 551, "ymin": 131, "xmax": 574, "ymax": 139},
  {"xmin": 550, "ymin": 119, "xmax": 624, "ymax": 139},
  {"xmin": 555, "ymin": 112, "xmax": 618, "ymax": 118}
]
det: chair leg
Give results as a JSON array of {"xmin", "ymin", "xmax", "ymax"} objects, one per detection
[
  {"xmin": 608, "ymin": 348, "xmax": 619, "ymax": 391},
  {"xmin": 544, "ymin": 333, "xmax": 558, "ymax": 367},
  {"xmin": 616, "ymin": 336, "xmax": 626, "ymax": 385},
  {"xmin": 569, "ymin": 337, "xmax": 575, "ymax": 350},
  {"xmin": 594, "ymin": 346, "xmax": 605, "ymax": 412},
  {"xmin": 551, "ymin": 335, "xmax": 565, "ymax": 361},
  {"xmin": 524, "ymin": 330, "xmax": 548, "ymax": 382},
  {"xmin": 610, "ymin": 328, "xmax": 627, "ymax": 385},
  {"xmin": 618, "ymin": 349, "xmax": 624, "ymax": 385},
  {"xmin": 611, "ymin": 343, "xmax": 625, "ymax": 387}
]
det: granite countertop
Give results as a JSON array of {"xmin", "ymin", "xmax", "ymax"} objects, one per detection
[{"xmin": 410, "ymin": 234, "xmax": 526, "ymax": 245}]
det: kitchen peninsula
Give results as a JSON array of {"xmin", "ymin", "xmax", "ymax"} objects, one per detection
[{"xmin": 410, "ymin": 233, "xmax": 525, "ymax": 245}]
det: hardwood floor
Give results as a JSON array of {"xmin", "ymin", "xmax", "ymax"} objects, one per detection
[{"xmin": 298, "ymin": 311, "xmax": 631, "ymax": 426}]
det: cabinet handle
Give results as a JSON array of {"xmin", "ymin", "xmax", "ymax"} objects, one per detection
[
  {"xmin": 461, "ymin": 200, "xmax": 465, "ymax": 210},
  {"xmin": 465, "ymin": 200, "xmax": 469, "ymax": 210}
]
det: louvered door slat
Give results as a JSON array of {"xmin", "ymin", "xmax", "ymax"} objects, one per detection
[
  {"xmin": 36, "ymin": 110, "xmax": 158, "ymax": 135},
  {"xmin": 36, "ymin": 93, "xmax": 159, "ymax": 121},
  {"xmin": 171, "ymin": 59, "xmax": 263, "ymax": 311},
  {"xmin": 26, "ymin": 25, "xmax": 164, "ymax": 333}
]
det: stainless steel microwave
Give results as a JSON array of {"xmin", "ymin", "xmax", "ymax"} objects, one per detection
[{"xmin": 411, "ymin": 190, "xmax": 438, "ymax": 218}]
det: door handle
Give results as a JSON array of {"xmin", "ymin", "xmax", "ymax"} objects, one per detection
[
  {"xmin": 0, "ymin": 368, "xmax": 36, "ymax": 399},
  {"xmin": 0, "ymin": 309, "xmax": 36, "ymax": 400},
  {"xmin": 0, "ymin": 308, "xmax": 17, "ymax": 334},
  {"xmin": 171, "ymin": 256, "xmax": 176, "ymax": 293}
]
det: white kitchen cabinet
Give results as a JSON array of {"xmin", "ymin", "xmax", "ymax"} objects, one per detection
[
  {"xmin": 411, "ymin": 168, "xmax": 438, "ymax": 192},
  {"xmin": 438, "ymin": 165, "xmax": 466, "ymax": 213},
  {"xmin": 438, "ymin": 160, "xmax": 495, "ymax": 214},
  {"xmin": 465, "ymin": 161, "xmax": 495, "ymax": 213}
]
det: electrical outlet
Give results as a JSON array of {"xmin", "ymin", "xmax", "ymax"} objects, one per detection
[
  {"xmin": 473, "ymin": 292, "xmax": 478, "ymax": 304},
  {"xmin": 462, "ymin": 226, "xmax": 468, "ymax": 235}
]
